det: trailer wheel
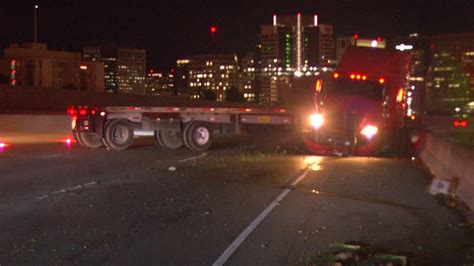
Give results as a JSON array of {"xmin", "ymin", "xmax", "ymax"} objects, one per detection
[
  {"xmin": 184, "ymin": 121, "xmax": 212, "ymax": 151},
  {"xmin": 156, "ymin": 129, "xmax": 183, "ymax": 149},
  {"xmin": 104, "ymin": 119, "xmax": 134, "ymax": 151},
  {"xmin": 76, "ymin": 132, "xmax": 104, "ymax": 149}
]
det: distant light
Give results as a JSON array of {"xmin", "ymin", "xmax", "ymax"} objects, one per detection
[
  {"xmin": 210, "ymin": 26, "xmax": 217, "ymax": 33},
  {"xmin": 333, "ymin": 72, "xmax": 339, "ymax": 79},
  {"xmin": 371, "ymin": 40, "xmax": 378, "ymax": 47},
  {"xmin": 362, "ymin": 75, "xmax": 367, "ymax": 80},
  {"xmin": 66, "ymin": 138, "xmax": 72, "ymax": 144},
  {"xmin": 354, "ymin": 34, "xmax": 359, "ymax": 40},
  {"xmin": 350, "ymin": 74, "xmax": 356, "ymax": 80},
  {"xmin": 379, "ymin": 78, "xmax": 385, "ymax": 84},
  {"xmin": 294, "ymin": 71, "xmax": 303, "ymax": 78},
  {"xmin": 396, "ymin": 44, "xmax": 414, "ymax": 51},
  {"xmin": 80, "ymin": 65, "xmax": 88, "ymax": 70},
  {"xmin": 0, "ymin": 142, "xmax": 6, "ymax": 148},
  {"xmin": 356, "ymin": 74, "xmax": 361, "ymax": 80},
  {"xmin": 377, "ymin": 37, "xmax": 382, "ymax": 42},
  {"xmin": 314, "ymin": 15, "xmax": 318, "ymax": 26},
  {"xmin": 455, "ymin": 107, "xmax": 461, "ymax": 112},
  {"xmin": 273, "ymin": 14, "xmax": 277, "ymax": 26},
  {"xmin": 34, "ymin": 5, "xmax": 39, "ymax": 9}
]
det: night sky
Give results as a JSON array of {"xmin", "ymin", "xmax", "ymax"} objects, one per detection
[{"xmin": 1, "ymin": 0, "xmax": 473, "ymax": 71}]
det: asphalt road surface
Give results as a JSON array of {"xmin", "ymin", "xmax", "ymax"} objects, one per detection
[{"xmin": 1, "ymin": 133, "xmax": 473, "ymax": 265}]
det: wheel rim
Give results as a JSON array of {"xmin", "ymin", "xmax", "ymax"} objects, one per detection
[
  {"xmin": 194, "ymin": 127, "xmax": 210, "ymax": 146},
  {"xmin": 112, "ymin": 125, "xmax": 130, "ymax": 144}
]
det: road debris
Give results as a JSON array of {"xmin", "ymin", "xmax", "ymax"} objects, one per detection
[
  {"xmin": 429, "ymin": 177, "xmax": 459, "ymax": 196},
  {"xmin": 310, "ymin": 243, "xmax": 407, "ymax": 266}
]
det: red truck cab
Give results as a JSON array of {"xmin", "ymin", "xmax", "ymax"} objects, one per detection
[{"xmin": 305, "ymin": 46, "xmax": 410, "ymax": 156}]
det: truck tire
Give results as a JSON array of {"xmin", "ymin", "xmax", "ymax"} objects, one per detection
[
  {"xmin": 154, "ymin": 131, "xmax": 165, "ymax": 148},
  {"xmin": 182, "ymin": 122, "xmax": 194, "ymax": 150},
  {"xmin": 104, "ymin": 119, "xmax": 134, "ymax": 151},
  {"xmin": 76, "ymin": 131, "xmax": 104, "ymax": 149},
  {"xmin": 74, "ymin": 131, "xmax": 85, "ymax": 146},
  {"xmin": 183, "ymin": 121, "xmax": 212, "ymax": 151},
  {"xmin": 156, "ymin": 129, "xmax": 183, "ymax": 150}
]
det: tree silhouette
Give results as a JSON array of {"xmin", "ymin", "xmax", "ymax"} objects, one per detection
[
  {"xmin": 202, "ymin": 89, "xmax": 217, "ymax": 101},
  {"xmin": 225, "ymin": 86, "xmax": 245, "ymax": 102}
]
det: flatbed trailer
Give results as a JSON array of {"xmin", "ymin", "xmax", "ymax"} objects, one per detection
[{"xmin": 68, "ymin": 105, "xmax": 294, "ymax": 151}]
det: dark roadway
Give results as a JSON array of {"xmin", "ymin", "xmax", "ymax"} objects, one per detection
[{"xmin": 1, "ymin": 133, "xmax": 473, "ymax": 265}]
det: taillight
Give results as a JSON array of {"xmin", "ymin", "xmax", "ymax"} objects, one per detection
[
  {"xmin": 67, "ymin": 107, "xmax": 77, "ymax": 117},
  {"xmin": 454, "ymin": 120, "xmax": 468, "ymax": 127},
  {"xmin": 379, "ymin": 78, "xmax": 385, "ymax": 84},
  {"xmin": 79, "ymin": 107, "xmax": 88, "ymax": 116}
]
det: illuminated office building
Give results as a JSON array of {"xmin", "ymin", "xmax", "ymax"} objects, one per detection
[
  {"xmin": 175, "ymin": 58, "xmax": 190, "ymax": 95},
  {"xmin": 146, "ymin": 69, "xmax": 175, "ymax": 96},
  {"xmin": 2, "ymin": 42, "xmax": 103, "ymax": 92},
  {"xmin": 425, "ymin": 32, "xmax": 474, "ymax": 112},
  {"xmin": 187, "ymin": 54, "xmax": 239, "ymax": 102},
  {"xmin": 257, "ymin": 14, "xmax": 336, "ymax": 103},
  {"xmin": 83, "ymin": 46, "xmax": 146, "ymax": 94}
]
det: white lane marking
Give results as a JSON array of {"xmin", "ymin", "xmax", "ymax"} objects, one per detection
[
  {"xmin": 35, "ymin": 181, "xmax": 98, "ymax": 200},
  {"xmin": 178, "ymin": 153, "xmax": 208, "ymax": 163},
  {"xmin": 213, "ymin": 168, "xmax": 312, "ymax": 266},
  {"xmin": 40, "ymin": 154, "xmax": 64, "ymax": 159}
]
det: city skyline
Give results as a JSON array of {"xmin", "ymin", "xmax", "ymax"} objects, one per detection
[{"xmin": 1, "ymin": 1, "xmax": 473, "ymax": 70}]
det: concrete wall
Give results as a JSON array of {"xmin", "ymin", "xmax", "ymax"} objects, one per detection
[
  {"xmin": 419, "ymin": 132, "xmax": 474, "ymax": 209},
  {"xmin": 0, "ymin": 115, "xmax": 71, "ymax": 144}
]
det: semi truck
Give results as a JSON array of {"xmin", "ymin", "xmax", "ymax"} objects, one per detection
[
  {"xmin": 303, "ymin": 46, "xmax": 411, "ymax": 155},
  {"xmin": 67, "ymin": 104, "xmax": 294, "ymax": 151}
]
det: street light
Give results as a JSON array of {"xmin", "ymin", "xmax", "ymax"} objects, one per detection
[{"xmin": 34, "ymin": 4, "xmax": 39, "ymax": 43}]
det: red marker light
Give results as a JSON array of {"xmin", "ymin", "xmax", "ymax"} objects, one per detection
[
  {"xmin": 362, "ymin": 75, "xmax": 367, "ymax": 80},
  {"xmin": 333, "ymin": 72, "xmax": 339, "ymax": 79},
  {"xmin": 379, "ymin": 78, "xmax": 385, "ymax": 84},
  {"xmin": 350, "ymin": 74, "xmax": 356, "ymax": 79},
  {"xmin": 356, "ymin": 74, "xmax": 361, "ymax": 80},
  {"xmin": 210, "ymin": 26, "xmax": 217, "ymax": 33},
  {"xmin": 354, "ymin": 34, "xmax": 359, "ymax": 40},
  {"xmin": 377, "ymin": 36, "xmax": 382, "ymax": 42}
]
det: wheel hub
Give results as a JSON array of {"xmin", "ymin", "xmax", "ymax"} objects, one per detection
[{"xmin": 194, "ymin": 127, "xmax": 210, "ymax": 145}]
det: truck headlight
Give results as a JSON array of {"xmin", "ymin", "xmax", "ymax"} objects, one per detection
[
  {"xmin": 310, "ymin": 113, "xmax": 324, "ymax": 129},
  {"xmin": 360, "ymin": 125, "xmax": 378, "ymax": 139}
]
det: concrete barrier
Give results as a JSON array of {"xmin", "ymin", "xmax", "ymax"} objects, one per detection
[
  {"xmin": 0, "ymin": 115, "xmax": 71, "ymax": 144},
  {"xmin": 419, "ymin": 132, "xmax": 474, "ymax": 209}
]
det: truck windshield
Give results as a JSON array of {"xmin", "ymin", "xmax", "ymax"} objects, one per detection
[{"xmin": 322, "ymin": 78, "xmax": 384, "ymax": 101}]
